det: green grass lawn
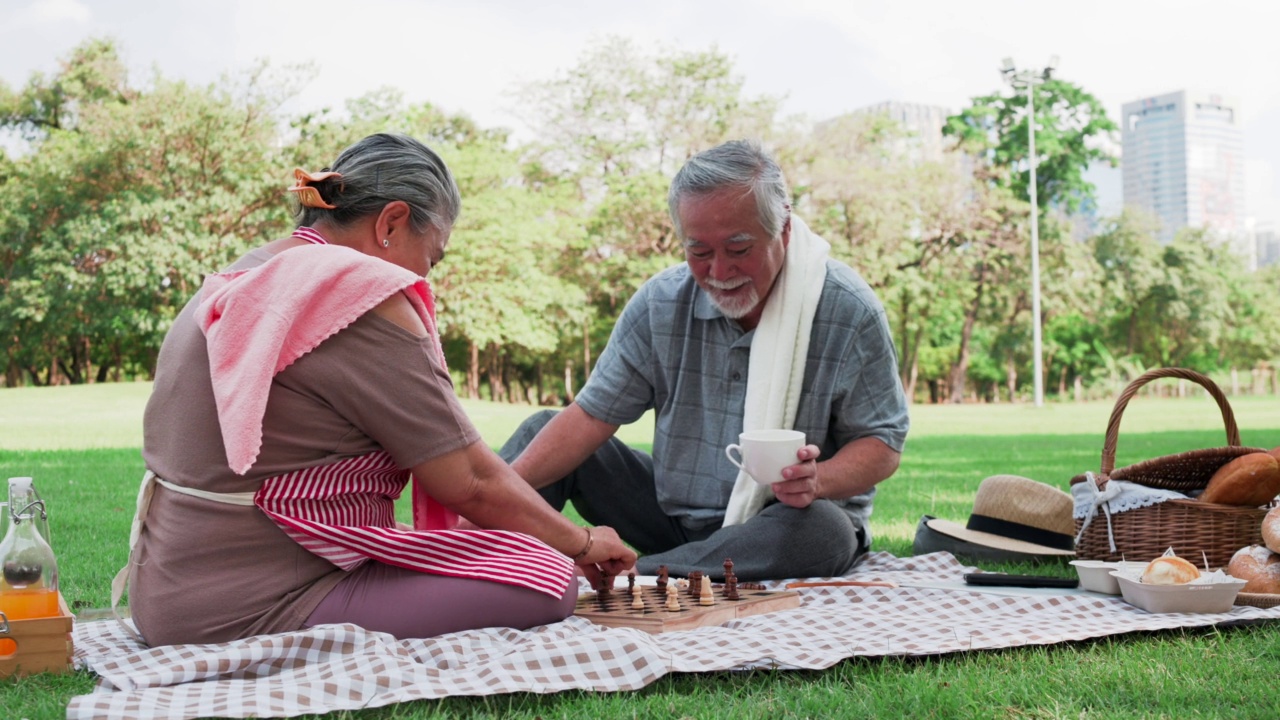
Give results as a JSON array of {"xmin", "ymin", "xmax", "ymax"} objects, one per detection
[{"xmin": 2, "ymin": 383, "xmax": 1280, "ymax": 719}]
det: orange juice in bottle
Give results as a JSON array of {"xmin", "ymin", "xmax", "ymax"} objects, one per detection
[{"xmin": 0, "ymin": 477, "xmax": 60, "ymax": 621}]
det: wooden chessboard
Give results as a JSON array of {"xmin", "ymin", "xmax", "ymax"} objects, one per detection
[{"xmin": 573, "ymin": 583, "xmax": 802, "ymax": 634}]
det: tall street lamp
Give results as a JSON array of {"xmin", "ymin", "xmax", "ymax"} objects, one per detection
[{"xmin": 1000, "ymin": 55, "xmax": 1058, "ymax": 408}]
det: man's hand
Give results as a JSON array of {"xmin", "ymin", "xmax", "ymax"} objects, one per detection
[{"xmin": 771, "ymin": 444, "xmax": 822, "ymax": 508}]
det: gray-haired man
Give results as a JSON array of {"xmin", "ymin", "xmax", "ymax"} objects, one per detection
[{"xmin": 502, "ymin": 139, "xmax": 909, "ymax": 580}]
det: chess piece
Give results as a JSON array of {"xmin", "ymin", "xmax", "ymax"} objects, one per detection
[
  {"xmin": 656, "ymin": 565, "xmax": 668, "ymax": 592},
  {"xmin": 688, "ymin": 571, "xmax": 702, "ymax": 598},
  {"xmin": 699, "ymin": 574, "xmax": 715, "ymax": 606},
  {"xmin": 631, "ymin": 584, "xmax": 645, "ymax": 610},
  {"xmin": 723, "ymin": 558, "xmax": 739, "ymax": 600},
  {"xmin": 665, "ymin": 584, "xmax": 681, "ymax": 611},
  {"xmin": 628, "ymin": 571, "xmax": 636, "ymax": 593},
  {"xmin": 724, "ymin": 573, "xmax": 740, "ymax": 601}
]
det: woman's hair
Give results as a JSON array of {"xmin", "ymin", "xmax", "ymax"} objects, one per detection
[
  {"xmin": 667, "ymin": 139, "xmax": 789, "ymax": 241},
  {"xmin": 293, "ymin": 133, "xmax": 461, "ymax": 233}
]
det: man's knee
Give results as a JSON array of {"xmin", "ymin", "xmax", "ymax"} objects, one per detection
[
  {"xmin": 761, "ymin": 501, "xmax": 862, "ymax": 573},
  {"xmin": 500, "ymin": 409, "xmax": 560, "ymax": 463}
]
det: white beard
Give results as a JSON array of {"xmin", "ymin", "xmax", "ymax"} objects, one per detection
[{"xmin": 704, "ymin": 278, "xmax": 759, "ymax": 319}]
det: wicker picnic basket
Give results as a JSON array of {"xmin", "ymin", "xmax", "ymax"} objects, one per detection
[{"xmin": 1069, "ymin": 367, "xmax": 1270, "ymax": 569}]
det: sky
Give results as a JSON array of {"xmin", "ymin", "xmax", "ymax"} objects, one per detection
[{"xmin": 4, "ymin": 0, "xmax": 1280, "ymax": 224}]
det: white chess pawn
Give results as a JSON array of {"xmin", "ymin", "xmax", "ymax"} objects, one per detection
[
  {"xmin": 631, "ymin": 584, "xmax": 645, "ymax": 610},
  {"xmin": 665, "ymin": 583, "xmax": 681, "ymax": 611}
]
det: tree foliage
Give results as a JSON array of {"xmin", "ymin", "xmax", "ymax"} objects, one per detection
[
  {"xmin": 2, "ymin": 37, "xmax": 1275, "ymax": 404},
  {"xmin": 944, "ymin": 78, "xmax": 1118, "ymax": 215}
]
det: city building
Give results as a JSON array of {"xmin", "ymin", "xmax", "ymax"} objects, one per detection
[
  {"xmin": 1256, "ymin": 223, "xmax": 1279, "ymax": 268},
  {"xmin": 1121, "ymin": 90, "xmax": 1249, "ymax": 259},
  {"xmin": 853, "ymin": 101, "xmax": 952, "ymax": 162}
]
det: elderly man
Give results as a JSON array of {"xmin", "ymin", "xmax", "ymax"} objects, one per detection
[{"xmin": 501, "ymin": 139, "xmax": 909, "ymax": 580}]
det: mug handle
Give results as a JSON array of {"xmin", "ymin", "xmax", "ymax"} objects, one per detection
[{"xmin": 725, "ymin": 444, "xmax": 745, "ymax": 470}]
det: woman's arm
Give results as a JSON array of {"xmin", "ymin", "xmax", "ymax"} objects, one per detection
[{"xmin": 412, "ymin": 440, "xmax": 635, "ymax": 582}]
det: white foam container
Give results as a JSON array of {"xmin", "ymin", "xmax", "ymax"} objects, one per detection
[
  {"xmin": 1112, "ymin": 572, "xmax": 1246, "ymax": 613},
  {"xmin": 1069, "ymin": 560, "xmax": 1147, "ymax": 595}
]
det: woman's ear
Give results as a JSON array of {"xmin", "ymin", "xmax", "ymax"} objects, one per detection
[{"xmin": 374, "ymin": 201, "xmax": 413, "ymax": 245}]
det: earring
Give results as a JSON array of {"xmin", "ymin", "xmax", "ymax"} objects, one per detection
[{"xmin": 382, "ymin": 238, "xmax": 390, "ymax": 247}]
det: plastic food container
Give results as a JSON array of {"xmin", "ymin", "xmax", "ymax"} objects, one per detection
[
  {"xmin": 1069, "ymin": 560, "xmax": 1147, "ymax": 595},
  {"xmin": 1112, "ymin": 572, "xmax": 1246, "ymax": 614}
]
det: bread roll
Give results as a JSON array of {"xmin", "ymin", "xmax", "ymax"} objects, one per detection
[
  {"xmin": 1226, "ymin": 545, "xmax": 1280, "ymax": 594},
  {"xmin": 1141, "ymin": 555, "xmax": 1200, "ymax": 585},
  {"xmin": 1263, "ymin": 505, "xmax": 1280, "ymax": 555},
  {"xmin": 1198, "ymin": 453, "xmax": 1280, "ymax": 506}
]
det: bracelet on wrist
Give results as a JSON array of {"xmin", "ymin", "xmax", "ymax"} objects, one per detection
[{"xmin": 573, "ymin": 526, "xmax": 594, "ymax": 560}]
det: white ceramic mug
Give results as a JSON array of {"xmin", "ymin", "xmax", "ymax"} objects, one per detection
[{"xmin": 724, "ymin": 429, "xmax": 806, "ymax": 486}]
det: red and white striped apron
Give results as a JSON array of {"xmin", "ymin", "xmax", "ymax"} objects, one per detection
[{"xmin": 255, "ymin": 451, "xmax": 574, "ymax": 598}]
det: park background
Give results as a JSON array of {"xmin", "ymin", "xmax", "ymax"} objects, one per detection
[
  {"xmin": 3, "ymin": 1, "xmax": 1280, "ymax": 405},
  {"xmin": 5, "ymin": 4, "xmax": 1280, "ymax": 716}
]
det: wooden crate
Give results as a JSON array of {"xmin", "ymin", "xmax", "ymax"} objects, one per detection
[{"xmin": 0, "ymin": 594, "xmax": 74, "ymax": 678}]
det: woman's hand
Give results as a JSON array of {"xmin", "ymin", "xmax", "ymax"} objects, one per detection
[{"xmin": 573, "ymin": 525, "xmax": 636, "ymax": 589}]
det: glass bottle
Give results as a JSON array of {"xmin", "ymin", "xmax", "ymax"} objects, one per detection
[{"xmin": 0, "ymin": 477, "xmax": 60, "ymax": 621}]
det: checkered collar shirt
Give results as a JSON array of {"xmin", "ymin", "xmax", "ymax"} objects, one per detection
[{"xmin": 575, "ymin": 262, "xmax": 909, "ymax": 530}]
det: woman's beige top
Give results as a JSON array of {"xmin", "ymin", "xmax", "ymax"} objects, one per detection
[{"xmin": 133, "ymin": 248, "xmax": 480, "ymax": 646}]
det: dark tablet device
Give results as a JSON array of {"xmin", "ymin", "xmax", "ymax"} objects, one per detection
[{"xmin": 963, "ymin": 573, "xmax": 1079, "ymax": 589}]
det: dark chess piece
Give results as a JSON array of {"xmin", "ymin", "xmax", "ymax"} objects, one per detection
[
  {"xmin": 723, "ymin": 558, "xmax": 739, "ymax": 599},
  {"xmin": 628, "ymin": 571, "xmax": 636, "ymax": 593},
  {"xmin": 724, "ymin": 573, "xmax": 740, "ymax": 600},
  {"xmin": 688, "ymin": 571, "xmax": 702, "ymax": 598},
  {"xmin": 656, "ymin": 566, "xmax": 669, "ymax": 593}
]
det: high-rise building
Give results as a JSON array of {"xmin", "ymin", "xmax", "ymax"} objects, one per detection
[
  {"xmin": 1121, "ymin": 90, "xmax": 1248, "ymax": 251},
  {"xmin": 854, "ymin": 101, "xmax": 952, "ymax": 162},
  {"xmin": 1256, "ymin": 224, "xmax": 1279, "ymax": 268}
]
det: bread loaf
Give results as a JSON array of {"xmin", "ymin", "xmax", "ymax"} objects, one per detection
[
  {"xmin": 1226, "ymin": 545, "xmax": 1280, "ymax": 594},
  {"xmin": 1198, "ymin": 452, "xmax": 1280, "ymax": 506},
  {"xmin": 1263, "ymin": 505, "xmax": 1280, "ymax": 555},
  {"xmin": 1141, "ymin": 555, "xmax": 1200, "ymax": 585}
]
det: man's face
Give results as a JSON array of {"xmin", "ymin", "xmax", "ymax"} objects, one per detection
[{"xmin": 678, "ymin": 188, "xmax": 789, "ymax": 329}]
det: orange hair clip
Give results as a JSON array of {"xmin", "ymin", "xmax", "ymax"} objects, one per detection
[{"xmin": 287, "ymin": 168, "xmax": 343, "ymax": 209}]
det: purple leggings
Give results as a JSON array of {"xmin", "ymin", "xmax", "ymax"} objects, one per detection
[{"xmin": 304, "ymin": 561, "xmax": 579, "ymax": 639}]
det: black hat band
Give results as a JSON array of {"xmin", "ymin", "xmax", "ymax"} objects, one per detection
[{"xmin": 966, "ymin": 514, "xmax": 1074, "ymax": 551}]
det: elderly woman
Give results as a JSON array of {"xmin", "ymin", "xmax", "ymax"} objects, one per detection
[{"xmin": 123, "ymin": 133, "xmax": 634, "ymax": 646}]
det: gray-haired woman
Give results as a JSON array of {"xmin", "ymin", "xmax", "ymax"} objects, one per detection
[{"xmin": 126, "ymin": 133, "xmax": 634, "ymax": 646}]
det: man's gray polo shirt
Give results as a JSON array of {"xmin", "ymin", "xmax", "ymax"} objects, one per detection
[{"xmin": 575, "ymin": 261, "xmax": 909, "ymax": 531}]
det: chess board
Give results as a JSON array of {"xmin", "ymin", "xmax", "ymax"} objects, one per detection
[{"xmin": 573, "ymin": 583, "xmax": 802, "ymax": 634}]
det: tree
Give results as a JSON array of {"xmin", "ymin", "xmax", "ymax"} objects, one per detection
[
  {"xmin": 941, "ymin": 74, "xmax": 1119, "ymax": 401},
  {"xmin": 0, "ymin": 38, "xmax": 298, "ymax": 384},
  {"xmin": 518, "ymin": 36, "xmax": 782, "ymax": 388},
  {"xmin": 944, "ymin": 77, "xmax": 1118, "ymax": 216}
]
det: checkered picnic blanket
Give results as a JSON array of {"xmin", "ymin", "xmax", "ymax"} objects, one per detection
[{"xmin": 67, "ymin": 552, "xmax": 1280, "ymax": 719}]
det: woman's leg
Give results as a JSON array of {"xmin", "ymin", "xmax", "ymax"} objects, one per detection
[{"xmin": 304, "ymin": 561, "xmax": 578, "ymax": 639}]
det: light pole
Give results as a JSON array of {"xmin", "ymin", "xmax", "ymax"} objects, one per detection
[{"xmin": 1000, "ymin": 55, "xmax": 1057, "ymax": 407}]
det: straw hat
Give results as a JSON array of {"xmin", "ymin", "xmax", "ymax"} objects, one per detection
[{"xmin": 913, "ymin": 474, "xmax": 1075, "ymax": 561}]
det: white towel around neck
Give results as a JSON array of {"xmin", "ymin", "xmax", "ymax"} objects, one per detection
[{"xmin": 722, "ymin": 215, "xmax": 830, "ymax": 526}]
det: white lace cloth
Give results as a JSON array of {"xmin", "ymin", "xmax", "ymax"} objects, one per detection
[{"xmin": 1071, "ymin": 472, "xmax": 1189, "ymax": 552}]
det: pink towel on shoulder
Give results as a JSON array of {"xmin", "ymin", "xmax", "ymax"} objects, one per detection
[{"xmin": 195, "ymin": 243, "xmax": 440, "ymax": 476}]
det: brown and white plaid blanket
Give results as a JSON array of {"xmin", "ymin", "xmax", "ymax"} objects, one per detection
[{"xmin": 68, "ymin": 552, "xmax": 1280, "ymax": 719}]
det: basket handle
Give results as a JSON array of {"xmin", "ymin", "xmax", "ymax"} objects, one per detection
[{"xmin": 1099, "ymin": 367, "xmax": 1241, "ymax": 479}]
